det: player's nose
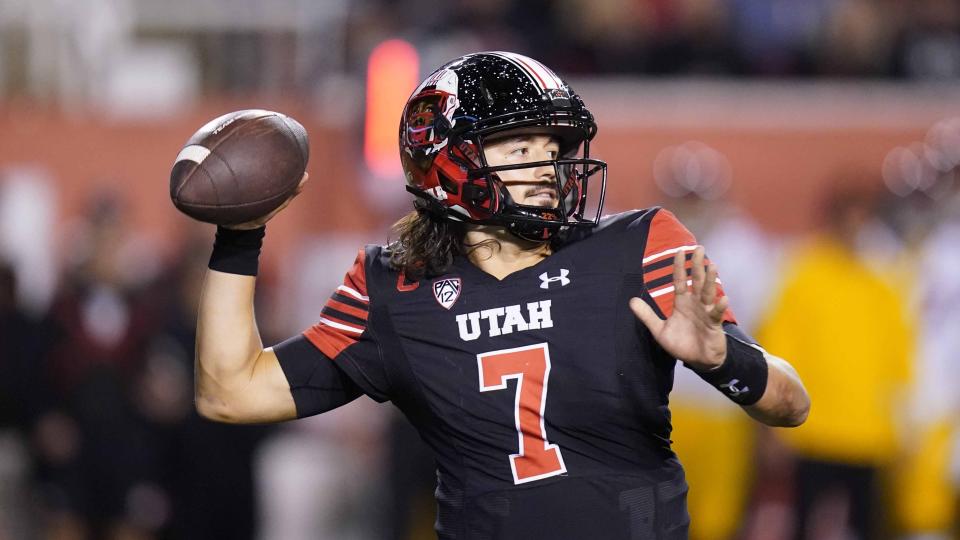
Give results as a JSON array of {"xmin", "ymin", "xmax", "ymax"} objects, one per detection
[{"xmin": 533, "ymin": 159, "xmax": 556, "ymax": 182}]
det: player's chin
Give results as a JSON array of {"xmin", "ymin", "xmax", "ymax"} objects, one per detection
[{"xmin": 522, "ymin": 196, "xmax": 559, "ymax": 208}]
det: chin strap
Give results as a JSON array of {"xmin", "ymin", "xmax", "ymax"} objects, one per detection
[{"xmin": 505, "ymin": 219, "xmax": 559, "ymax": 243}]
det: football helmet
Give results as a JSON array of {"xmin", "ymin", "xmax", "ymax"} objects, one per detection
[{"xmin": 399, "ymin": 51, "xmax": 607, "ymax": 242}]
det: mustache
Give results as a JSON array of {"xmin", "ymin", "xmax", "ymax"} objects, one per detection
[{"xmin": 523, "ymin": 185, "xmax": 557, "ymax": 198}]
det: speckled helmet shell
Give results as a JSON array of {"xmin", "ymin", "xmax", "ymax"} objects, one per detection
[{"xmin": 399, "ymin": 51, "xmax": 607, "ymax": 242}]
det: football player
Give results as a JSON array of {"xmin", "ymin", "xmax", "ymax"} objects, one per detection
[{"xmin": 194, "ymin": 52, "xmax": 809, "ymax": 539}]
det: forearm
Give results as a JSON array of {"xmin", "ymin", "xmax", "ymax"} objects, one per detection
[
  {"xmin": 688, "ymin": 324, "xmax": 810, "ymax": 428},
  {"xmin": 196, "ymin": 269, "xmax": 264, "ymax": 388},
  {"xmin": 742, "ymin": 353, "xmax": 809, "ymax": 427},
  {"xmin": 194, "ymin": 226, "xmax": 274, "ymax": 419}
]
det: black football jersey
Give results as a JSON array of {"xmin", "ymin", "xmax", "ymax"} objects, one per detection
[{"xmin": 289, "ymin": 207, "xmax": 735, "ymax": 540}]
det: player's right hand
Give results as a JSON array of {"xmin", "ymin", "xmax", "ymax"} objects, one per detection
[
  {"xmin": 629, "ymin": 246, "xmax": 729, "ymax": 371},
  {"xmin": 226, "ymin": 172, "xmax": 309, "ymax": 230}
]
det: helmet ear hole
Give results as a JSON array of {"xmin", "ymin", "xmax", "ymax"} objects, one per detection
[
  {"xmin": 437, "ymin": 170, "xmax": 459, "ymax": 195},
  {"xmin": 461, "ymin": 182, "xmax": 488, "ymax": 204}
]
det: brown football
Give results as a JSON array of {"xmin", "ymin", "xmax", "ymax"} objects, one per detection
[{"xmin": 170, "ymin": 109, "xmax": 309, "ymax": 225}]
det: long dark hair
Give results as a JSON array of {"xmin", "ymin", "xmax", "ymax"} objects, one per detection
[
  {"xmin": 390, "ymin": 205, "xmax": 569, "ymax": 281},
  {"xmin": 390, "ymin": 207, "xmax": 468, "ymax": 281}
]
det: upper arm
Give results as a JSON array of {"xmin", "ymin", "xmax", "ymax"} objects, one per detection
[{"xmin": 196, "ymin": 346, "xmax": 299, "ymax": 424}]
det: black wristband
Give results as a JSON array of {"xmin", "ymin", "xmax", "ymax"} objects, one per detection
[
  {"xmin": 208, "ymin": 226, "xmax": 265, "ymax": 276},
  {"xmin": 688, "ymin": 334, "xmax": 769, "ymax": 406}
]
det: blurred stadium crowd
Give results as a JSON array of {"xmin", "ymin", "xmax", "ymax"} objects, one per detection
[
  {"xmin": 364, "ymin": 0, "xmax": 960, "ymax": 79},
  {"xmin": 2, "ymin": 0, "xmax": 960, "ymax": 104},
  {"xmin": 1, "ymin": 1, "xmax": 960, "ymax": 540}
]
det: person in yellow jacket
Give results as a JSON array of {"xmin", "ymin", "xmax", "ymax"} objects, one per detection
[{"xmin": 758, "ymin": 186, "xmax": 913, "ymax": 540}]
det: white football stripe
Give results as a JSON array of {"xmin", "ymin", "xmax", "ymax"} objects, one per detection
[
  {"xmin": 318, "ymin": 316, "xmax": 364, "ymax": 334},
  {"xmin": 337, "ymin": 285, "xmax": 369, "ymax": 302},
  {"xmin": 174, "ymin": 145, "xmax": 211, "ymax": 165},
  {"xmin": 642, "ymin": 244, "xmax": 699, "ymax": 264}
]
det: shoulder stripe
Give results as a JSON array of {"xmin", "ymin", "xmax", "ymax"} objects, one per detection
[
  {"xmin": 643, "ymin": 251, "xmax": 693, "ymax": 273},
  {"xmin": 639, "ymin": 208, "xmax": 737, "ymax": 324},
  {"xmin": 302, "ymin": 248, "xmax": 371, "ymax": 360},
  {"xmin": 332, "ymin": 293, "xmax": 369, "ymax": 310},
  {"xmin": 642, "ymin": 244, "xmax": 698, "ymax": 264},
  {"xmin": 317, "ymin": 316, "xmax": 364, "ymax": 334},
  {"xmin": 645, "ymin": 268, "xmax": 692, "ymax": 291},
  {"xmin": 326, "ymin": 298, "xmax": 368, "ymax": 320},
  {"xmin": 321, "ymin": 306, "xmax": 368, "ymax": 327},
  {"xmin": 337, "ymin": 285, "xmax": 369, "ymax": 302}
]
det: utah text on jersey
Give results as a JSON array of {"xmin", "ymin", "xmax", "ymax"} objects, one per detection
[{"xmin": 456, "ymin": 300, "xmax": 553, "ymax": 341}]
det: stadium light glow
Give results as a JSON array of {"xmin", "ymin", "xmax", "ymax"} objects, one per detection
[{"xmin": 364, "ymin": 39, "xmax": 419, "ymax": 180}]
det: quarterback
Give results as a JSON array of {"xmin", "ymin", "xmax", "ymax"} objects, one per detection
[{"xmin": 195, "ymin": 52, "xmax": 809, "ymax": 539}]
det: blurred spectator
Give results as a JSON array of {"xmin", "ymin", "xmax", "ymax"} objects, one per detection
[
  {"xmin": 550, "ymin": 0, "xmax": 655, "ymax": 74},
  {"xmin": 32, "ymin": 193, "xmax": 167, "ymax": 539},
  {"xmin": 889, "ymin": 179, "xmax": 960, "ymax": 539},
  {"xmin": 644, "ymin": 0, "xmax": 742, "ymax": 76},
  {"xmin": 817, "ymin": 0, "xmax": 895, "ymax": 77},
  {"xmin": 757, "ymin": 183, "xmax": 914, "ymax": 540},
  {"xmin": 0, "ymin": 260, "xmax": 48, "ymax": 539},
  {"xmin": 6, "ymin": 0, "xmax": 960, "ymax": 90},
  {"xmin": 728, "ymin": 0, "xmax": 832, "ymax": 76},
  {"xmin": 892, "ymin": 0, "xmax": 960, "ymax": 80}
]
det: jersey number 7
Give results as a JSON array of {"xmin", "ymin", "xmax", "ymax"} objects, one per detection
[{"xmin": 478, "ymin": 343, "xmax": 567, "ymax": 484}]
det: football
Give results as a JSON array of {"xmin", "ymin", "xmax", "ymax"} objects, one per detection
[{"xmin": 170, "ymin": 109, "xmax": 309, "ymax": 225}]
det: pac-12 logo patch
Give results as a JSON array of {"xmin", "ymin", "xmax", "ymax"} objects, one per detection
[{"xmin": 433, "ymin": 278, "xmax": 462, "ymax": 309}]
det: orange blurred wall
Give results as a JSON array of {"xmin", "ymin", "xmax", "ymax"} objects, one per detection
[{"xmin": 0, "ymin": 82, "xmax": 954, "ymax": 257}]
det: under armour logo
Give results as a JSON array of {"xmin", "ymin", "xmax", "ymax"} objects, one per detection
[
  {"xmin": 539, "ymin": 269, "xmax": 570, "ymax": 289},
  {"xmin": 720, "ymin": 379, "xmax": 749, "ymax": 397}
]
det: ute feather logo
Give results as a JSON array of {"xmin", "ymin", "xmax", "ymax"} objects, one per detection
[{"xmin": 433, "ymin": 278, "xmax": 462, "ymax": 309}]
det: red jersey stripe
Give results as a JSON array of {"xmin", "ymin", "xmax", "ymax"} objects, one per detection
[
  {"xmin": 643, "ymin": 209, "xmax": 736, "ymax": 324},
  {"xmin": 343, "ymin": 248, "xmax": 368, "ymax": 297},
  {"xmin": 304, "ymin": 323, "xmax": 360, "ymax": 360},
  {"xmin": 326, "ymin": 298, "xmax": 369, "ymax": 321},
  {"xmin": 302, "ymin": 248, "xmax": 370, "ymax": 359}
]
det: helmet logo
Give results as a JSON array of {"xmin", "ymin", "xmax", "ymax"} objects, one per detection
[
  {"xmin": 402, "ymin": 69, "xmax": 460, "ymax": 171},
  {"xmin": 544, "ymin": 88, "xmax": 571, "ymax": 107},
  {"xmin": 407, "ymin": 100, "xmax": 438, "ymax": 146}
]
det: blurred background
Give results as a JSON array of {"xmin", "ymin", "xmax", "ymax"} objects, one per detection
[{"xmin": 0, "ymin": 0, "xmax": 959, "ymax": 539}]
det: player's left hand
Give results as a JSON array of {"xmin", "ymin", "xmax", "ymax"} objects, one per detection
[{"xmin": 629, "ymin": 246, "xmax": 728, "ymax": 371}]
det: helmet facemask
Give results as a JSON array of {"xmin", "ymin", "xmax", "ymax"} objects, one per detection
[{"xmin": 464, "ymin": 132, "xmax": 607, "ymax": 242}]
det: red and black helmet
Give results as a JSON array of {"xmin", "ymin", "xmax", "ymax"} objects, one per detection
[{"xmin": 399, "ymin": 51, "xmax": 607, "ymax": 242}]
